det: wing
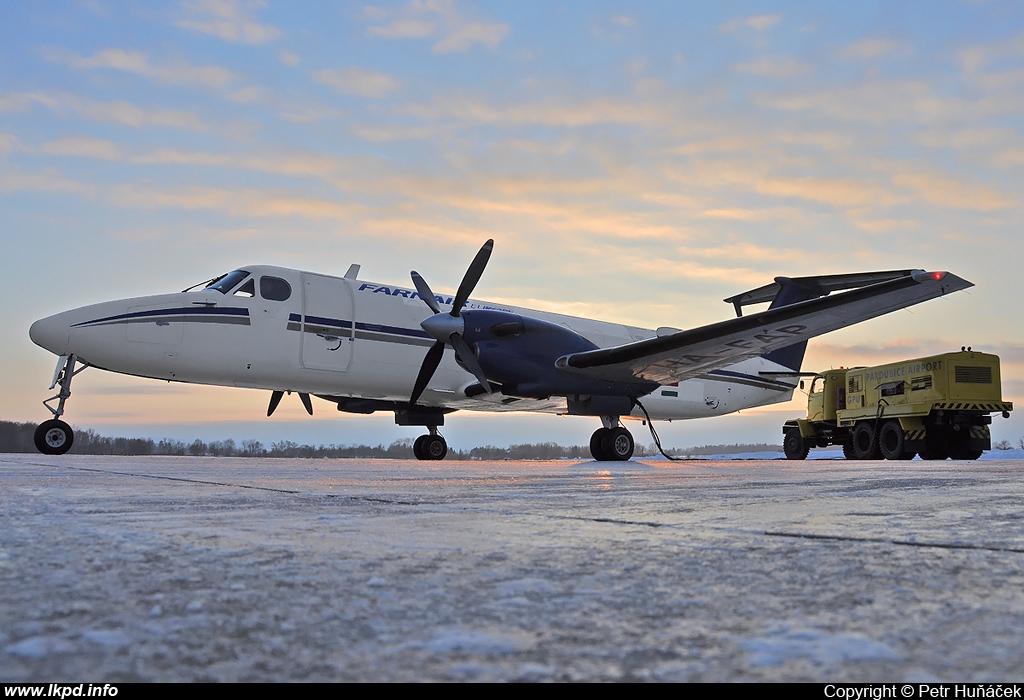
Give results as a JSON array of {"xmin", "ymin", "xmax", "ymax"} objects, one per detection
[{"xmin": 556, "ymin": 270, "xmax": 972, "ymax": 385}]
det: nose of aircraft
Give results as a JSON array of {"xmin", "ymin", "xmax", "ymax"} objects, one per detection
[{"xmin": 29, "ymin": 313, "xmax": 71, "ymax": 354}]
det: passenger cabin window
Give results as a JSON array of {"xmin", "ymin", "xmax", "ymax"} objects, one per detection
[
  {"xmin": 233, "ymin": 278, "xmax": 255, "ymax": 297},
  {"xmin": 205, "ymin": 269, "xmax": 250, "ymax": 294},
  {"xmin": 260, "ymin": 276, "xmax": 291, "ymax": 302}
]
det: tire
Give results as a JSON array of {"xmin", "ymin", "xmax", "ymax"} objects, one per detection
[
  {"xmin": 783, "ymin": 430, "xmax": 809, "ymax": 460},
  {"xmin": 852, "ymin": 422, "xmax": 882, "ymax": 460},
  {"xmin": 944, "ymin": 430, "xmax": 982, "ymax": 461},
  {"xmin": 422, "ymin": 435, "xmax": 447, "ymax": 460},
  {"xmin": 878, "ymin": 420, "xmax": 907, "ymax": 461},
  {"xmin": 842, "ymin": 439, "xmax": 857, "ymax": 460},
  {"xmin": 590, "ymin": 428, "xmax": 611, "ymax": 461},
  {"xmin": 948, "ymin": 448, "xmax": 983, "ymax": 461},
  {"xmin": 601, "ymin": 427, "xmax": 634, "ymax": 461},
  {"xmin": 413, "ymin": 435, "xmax": 427, "ymax": 460},
  {"xmin": 34, "ymin": 420, "xmax": 74, "ymax": 455},
  {"xmin": 919, "ymin": 438, "xmax": 948, "ymax": 461}
]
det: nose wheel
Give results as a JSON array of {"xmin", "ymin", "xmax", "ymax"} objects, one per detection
[
  {"xmin": 34, "ymin": 419, "xmax": 74, "ymax": 455},
  {"xmin": 34, "ymin": 354, "xmax": 86, "ymax": 456}
]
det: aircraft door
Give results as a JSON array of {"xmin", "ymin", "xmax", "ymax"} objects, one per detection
[{"xmin": 301, "ymin": 273, "xmax": 355, "ymax": 372}]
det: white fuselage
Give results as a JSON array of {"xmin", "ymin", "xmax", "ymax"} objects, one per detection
[{"xmin": 29, "ymin": 264, "xmax": 799, "ymax": 422}]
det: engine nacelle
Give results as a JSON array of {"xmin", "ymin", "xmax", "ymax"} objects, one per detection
[{"xmin": 458, "ymin": 309, "xmax": 657, "ymax": 399}]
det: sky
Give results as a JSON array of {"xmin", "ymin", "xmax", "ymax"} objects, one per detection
[{"xmin": 2, "ymin": 0, "xmax": 1023, "ymax": 450}]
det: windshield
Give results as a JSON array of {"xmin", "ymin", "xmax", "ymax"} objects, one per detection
[{"xmin": 204, "ymin": 269, "xmax": 251, "ymax": 294}]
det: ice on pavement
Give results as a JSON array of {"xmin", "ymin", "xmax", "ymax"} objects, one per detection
[{"xmin": 2, "ymin": 453, "xmax": 1023, "ymax": 682}]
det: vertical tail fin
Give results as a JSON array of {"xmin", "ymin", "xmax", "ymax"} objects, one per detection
[{"xmin": 761, "ymin": 277, "xmax": 828, "ymax": 371}]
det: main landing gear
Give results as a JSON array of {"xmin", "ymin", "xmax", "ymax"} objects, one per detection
[
  {"xmin": 34, "ymin": 354, "xmax": 87, "ymax": 455},
  {"xmin": 412, "ymin": 428, "xmax": 447, "ymax": 460},
  {"xmin": 589, "ymin": 416, "xmax": 635, "ymax": 461}
]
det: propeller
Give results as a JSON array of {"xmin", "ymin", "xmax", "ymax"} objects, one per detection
[
  {"xmin": 409, "ymin": 239, "xmax": 495, "ymax": 404},
  {"xmin": 267, "ymin": 390, "xmax": 313, "ymax": 417}
]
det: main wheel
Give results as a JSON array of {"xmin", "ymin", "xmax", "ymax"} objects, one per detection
[
  {"xmin": 421, "ymin": 434, "xmax": 447, "ymax": 460},
  {"xmin": 590, "ymin": 428, "xmax": 611, "ymax": 461},
  {"xmin": 413, "ymin": 434, "xmax": 427, "ymax": 460},
  {"xmin": 34, "ymin": 420, "xmax": 74, "ymax": 455},
  {"xmin": 783, "ymin": 430, "xmax": 809, "ymax": 460},
  {"xmin": 852, "ymin": 422, "xmax": 882, "ymax": 460},
  {"xmin": 601, "ymin": 427, "xmax": 634, "ymax": 461},
  {"xmin": 878, "ymin": 420, "xmax": 909, "ymax": 461}
]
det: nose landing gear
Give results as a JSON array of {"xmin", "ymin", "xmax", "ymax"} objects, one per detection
[{"xmin": 34, "ymin": 354, "xmax": 87, "ymax": 455}]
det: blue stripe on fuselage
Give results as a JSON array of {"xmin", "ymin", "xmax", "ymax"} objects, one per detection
[{"xmin": 73, "ymin": 306, "xmax": 250, "ymax": 328}]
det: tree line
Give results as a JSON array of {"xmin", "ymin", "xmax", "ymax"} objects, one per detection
[{"xmin": 0, "ymin": 420, "xmax": 785, "ymax": 459}]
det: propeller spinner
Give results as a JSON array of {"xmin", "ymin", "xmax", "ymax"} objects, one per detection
[{"xmin": 409, "ymin": 239, "xmax": 495, "ymax": 405}]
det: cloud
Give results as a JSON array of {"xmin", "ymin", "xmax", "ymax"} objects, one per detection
[
  {"xmin": 109, "ymin": 184, "xmax": 365, "ymax": 220},
  {"xmin": 755, "ymin": 176, "xmax": 906, "ymax": 209},
  {"xmin": 758, "ymin": 79, "xmax": 1024, "ymax": 125},
  {"xmin": 74, "ymin": 97, "xmax": 208, "ymax": 130},
  {"xmin": 735, "ymin": 56, "xmax": 810, "ymax": 78},
  {"xmin": 41, "ymin": 135, "xmax": 122, "ymax": 160},
  {"xmin": 836, "ymin": 38, "xmax": 905, "ymax": 60},
  {"xmin": 0, "ymin": 133, "xmax": 19, "ymax": 156},
  {"xmin": 719, "ymin": 15, "xmax": 781, "ymax": 33},
  {"xmin": 314, "ymin": 67, "xmax": 401, "ymax": 99},
  {"xmin": 227, "ymin": 86, "xmax": 269, "ymax": 103},
  {"xmin": 958, "ymin": 32, "xmax": 1024, "ymax": 73},
  {"xmin": 63, "ymin": 48, "xmax": 235, "ymax": 89},
  {"xmin": 891, "ymin": 171, "xmax": 1018, "ymax": 211},
  {"xmin": 0, "ymin": 91, "xmax": 208, "ymax": 130},
  {"xmin": 0, "ymin": 164, "xmax": 94, "ymax": 195},
  {"xmin": 850, "ymin": 218, "xmax": 921, "ymax": 234},
  {"xmin": 399, "ymin": 92, "xmax": 666, "ymax": 127},
  {"xmin": 366, "ymin": 0, "xmax": 509, "ymax": 54},
  {"xmin": 176, "ymin": 0, "xmax": 282, "ymax": 44},
  {"xmin": 38, "ymin": 137, "xmax": 349, "ymax": 181}
]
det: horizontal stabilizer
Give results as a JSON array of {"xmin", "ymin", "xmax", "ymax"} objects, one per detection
[{"xmin": 724, "ymin": 269, "xmax": 917, "ymax": 317}]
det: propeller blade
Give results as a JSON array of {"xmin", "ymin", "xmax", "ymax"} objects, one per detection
[
  {"xmin": 411, "ymin": 271, "xmax": 441, "ymax": 314},
  {"xmin": 299, "ymin": 392, "xmax": 313, "ymax": 415},
  {"xmin": 410, "ymin": 341, "xmax": 446, "ymax": 405},
  {"xmin": 450, "ymin": 334, "xmax": 493, "ymax": 394},
  {"xmin": 451, "ymin": 239, "xmax": 493, "ymax": 317},
  {"xmin": 267, "ymin": 390, "xmax": 284, "ymax": 417}
]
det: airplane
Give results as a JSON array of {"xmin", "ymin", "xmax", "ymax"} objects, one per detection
[{"xmin": 28, "ymin": 239, "xmax": 972, "ymax": 461}]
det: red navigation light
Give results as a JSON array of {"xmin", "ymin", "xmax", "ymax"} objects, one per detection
[{"xmin": 932, "ymin": 271, "xmax": 945, "ymax": 280}]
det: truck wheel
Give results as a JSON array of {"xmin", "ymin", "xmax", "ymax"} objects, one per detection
[
  {"xmin": 943, "ymin": 431, "xmax": 982, "ymax": 461},
  {"xmin": 919, "ymin": 442, "xmax": 948, "ymax": 460},
  {"xmin": 842, "ymin": 439, "xmax": 857, "ymax": 460},
  {"xmin": 783, "ymin": 430, "xmax": 809, "ymax": 460},
  {"xmin": 852, "ymin": 422, "xmax": 882, "ymax": 460},
  {"xmin": 878, "ymin": 420, "xmax": 914, "ymax": 460}
]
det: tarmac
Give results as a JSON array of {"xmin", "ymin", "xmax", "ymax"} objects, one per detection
[{"xmin": 1, "ymin": 453, "xmax": 1023, "ymax": 682}]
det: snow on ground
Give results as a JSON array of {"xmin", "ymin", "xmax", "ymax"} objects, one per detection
[{"xmin": 1, "ymin": 453, "xmax": 1023, "ymax": 681}]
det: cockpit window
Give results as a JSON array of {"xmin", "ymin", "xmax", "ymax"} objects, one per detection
[
  {"xmin": 234, "ymin": 278, "xmax": 256, "ymax": 297},
  {"xmin": 260, "ymin": 276, "xmax": 291, "ymax": 302},
  {"xmin": 205, "ymin": 269, "xmax": 251, "ymax": 294}
]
